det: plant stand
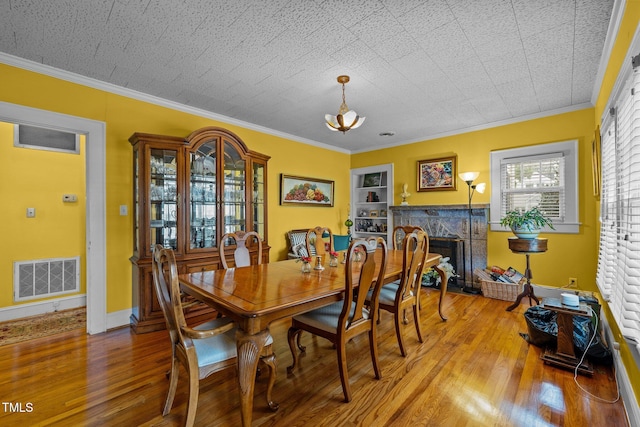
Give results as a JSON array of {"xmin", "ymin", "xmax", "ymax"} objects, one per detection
[{"xmin": 506, "ymin": 238, "xmax": 547, "ymax": 311}]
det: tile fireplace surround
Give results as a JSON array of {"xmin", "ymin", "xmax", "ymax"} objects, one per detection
[{"xmin": 390, "ymin": 204, "xmax": 489, "ymax": 285}]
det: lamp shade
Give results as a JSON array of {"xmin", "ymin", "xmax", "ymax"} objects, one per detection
[
  {"xmin": 475, "ymin": 182, "xmax": 486, "ymax": 194},
  {"xmin": 459, "ymin": 171, "xmax": 480, "ymax": 182},
  {"xmin": 325, "ymin": 111, "xmax": 365, "ymax": 132},
  {"xmin": 325, "ymin": 75, "xmax": 365, "ymax": 133}
]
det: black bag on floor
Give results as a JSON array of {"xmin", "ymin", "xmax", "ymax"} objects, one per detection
[{"xmin": 523, "ymin": 303, "xmax": 612, "ymax": 365}]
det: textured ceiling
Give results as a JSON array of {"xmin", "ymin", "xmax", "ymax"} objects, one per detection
[{"xmin": 0, "ymin": 0, "xmax": 614, "ymax": 152}]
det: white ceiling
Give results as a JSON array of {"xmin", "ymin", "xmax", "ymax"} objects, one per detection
[{"xmin": 0, "ymin": 0, "xmax": 615, "ymax": 153}]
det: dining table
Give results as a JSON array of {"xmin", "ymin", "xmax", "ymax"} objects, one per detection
[{"xmin": 178, "ymin": 249, "xmax": 447, "ymax": 426}]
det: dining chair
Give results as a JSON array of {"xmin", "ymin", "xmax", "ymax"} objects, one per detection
[
  {"xmin": 333, "ymin": 233, "xmax": 351, "ymax": 259},
  {"xmin": 219, "ymin": 230, "xmax": 262, "ymax": 268},
  {"xmin": 287, "ymin": 237, "xmax": 388, "ymax": 403},
  {"xmin": 305, "ymin": 226, "xmax": 333, "ymax": 263},
  {"xmin": 392, "ymin": 225, "xmax": 423, "ymax": 249},
  {"xmin": 152, "ymin": 245, "xmax": 277, "ymax": 426},
  {"xmin": 367, "ymin": 229, "xmax": 429, "ymax": 356},
  {"xmin": 390, "ymin": 225, "xmax": 425, "ymax": 314}
]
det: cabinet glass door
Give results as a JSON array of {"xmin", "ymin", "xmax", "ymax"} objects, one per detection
[
  {"xmin": 189, "ymin": 141, "xmax": 217, "ymax": 249},
  {"xmin": 149, "ymin": 148, "xmax": 178, "ymax": 252},
  {"xmin": 223, "ymin": 140, "xmax": 246, "ymax": 235},
  {"xmin": 253, "ymin": 161, "xmax": 266, "ymax": 238},
  {"xmin": 133, "ymin": 149, "xmax": 139, "ymax": 255}
]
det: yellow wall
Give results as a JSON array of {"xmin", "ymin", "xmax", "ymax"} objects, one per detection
[
  {"xmin": 0, "ymin": 122, "xmax": 86, "ymax": 306},
  {"xmin": 0, "ymin": 64, "xmax": 349, "ymax": 313},
  {"xmin": 353, "ymin": 108, "xmax": 597, "ymax": 288}
]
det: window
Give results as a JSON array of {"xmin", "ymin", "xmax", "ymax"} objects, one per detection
[
  {"xmin": 596, "ymin": 64, "xmax": 640, "ymax": 353},
  {"xmin": 490, "ymin": 140, "xmax": 579, "ymax": 233}
]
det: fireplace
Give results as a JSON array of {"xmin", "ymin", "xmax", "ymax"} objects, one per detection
[
  {"xmin": 429, "ymin": 237, "xmax": 465, "ymax": 286},
  {"xmin": 390, "ymin": 204, "xmax": 489, "ymax": 285}
]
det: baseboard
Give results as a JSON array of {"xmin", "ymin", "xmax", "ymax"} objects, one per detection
[
  {"xmin": 0, "ymin": 295, "xmax": 86, "ymax": 322},
  {"xmin": 106, "ymin": 308, "xmax": 132, "ymax": 331},
  {"xmin": 0, "ymin": 297, "xmax": 131, "ymax": 334},
  {"xmin": 602, "ymin": 315, "xmax": 640, "ymax": 427}
]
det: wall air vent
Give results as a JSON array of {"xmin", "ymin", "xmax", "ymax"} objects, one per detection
[
  {"xmin": 14, "ymin": 124, "xmax": 80, "ymax": 154},
  {"xmin": 14, "ymin": 257, "xmax": 80, "ymax": 301}
]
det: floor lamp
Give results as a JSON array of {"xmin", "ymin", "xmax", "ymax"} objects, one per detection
[{"xmin": 459, "ymin": 172, "xmax": 485, "ymax": 294}]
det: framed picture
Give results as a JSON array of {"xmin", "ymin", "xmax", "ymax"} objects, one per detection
[
  {"xmin": 362, "ymin": 172, "xmax": 382, "ymax": 187},
  {"xmin": 369, "ymin": 210, "xmax": 379, "ymax": 217},
  {"xmin": 592, "ymin": 126, "xmax": 601, "ymax": 199},
  {"xmin": 417, "ymin": 155, "xmax": 457, "ymax": 192},
  {"xmin": 380, "ymin": 209, "xmax": 387, "ymax": 217},
  {"xmin": 280, "ymin": 174, "xmax": 334, "ymax": 207}
]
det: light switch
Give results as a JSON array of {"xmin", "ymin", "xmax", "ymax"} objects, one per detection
[
  {"xmin": 119, "ymin": 205, "xmax": 128, "ymax": 216},
  {"xmin": 63, "ymin": 194, "xmax": 78, "ymax": 203},
  {"xmin": 26, "ymin": 207, "xmax": 35, "ymax": 218}
]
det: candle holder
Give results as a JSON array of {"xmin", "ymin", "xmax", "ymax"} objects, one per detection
[{"xmin": 314, "ymin": 255, "xmax": 324, "ymax": 270}]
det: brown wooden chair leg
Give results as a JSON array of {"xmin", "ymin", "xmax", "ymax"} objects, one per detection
[
  {"xmin": 336, "ymin": 340, "xmax": 352, "ymax": 402},
  {"xmin": 369, "ymin": 327, "xmax": 382, "ymax": 380},
  {"xmin": 394, "ymin": 310, "xmax": 407, "ymax": 357},
  {"xmin": 413, "ymin": 301, "xmax": 424, "ymax": 343},
  {"xmin": 287, "ymin": 327, "xmax": 304, "ymax": 374},
  {"xmin": 163, "ymin": 356, "xmax": 180, "ymax": 416},
  {"xmin": 260, "ymin": 351, "xmax": 279, "ymax": 411},
  {"xmin": 185, "ymin": 366, "xmax": 200, "ymax": 427}
]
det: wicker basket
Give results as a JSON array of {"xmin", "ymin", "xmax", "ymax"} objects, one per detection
[{"xmin": 480, "ymin": 279, "xmax": 523, "ymax": 301}]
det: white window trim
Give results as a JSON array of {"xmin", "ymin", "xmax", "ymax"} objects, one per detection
[{"xmin": 489, "ymin": 140, "xmax": 580, "ymax": 233}]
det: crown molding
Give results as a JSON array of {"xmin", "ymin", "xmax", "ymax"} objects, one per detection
[{"xmin": 0, "ymin": 52, "xmax": 350, "ymax": 154}]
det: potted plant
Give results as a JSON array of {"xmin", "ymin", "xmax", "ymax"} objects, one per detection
[{"xmin": 500, "ymin": 207, "xmax": 555, "ymax": 239}]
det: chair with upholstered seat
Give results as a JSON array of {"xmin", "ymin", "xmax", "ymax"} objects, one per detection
[
  {"xmin": 332, "ymin": 233, "xmax": 351, "ymax": 261},
  {"xmin": 219, "ymin": 230, "xmax": 262, "ymax": 268},
  {"xmin": 305, "ymin": 226, "xmax": 333, "ymax": 263},
  {"xmin": 287, "ymin": 237, "xmax": 388, "ymax": 402},
  {"xmin": 367, "ymin": 229, "xmax": 429, "ymax": 356},
  {"xmin": 152, "ymin": 245, "xmax": 277, "ymax": 426},
  {"xmin": 392, "ymin": 225, "xmax": 423, "ymax": 249}
]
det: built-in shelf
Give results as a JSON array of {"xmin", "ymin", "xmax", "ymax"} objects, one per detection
[{"xmin": 350, "ymin": 164, "xmax": 393, "ymax": 244}]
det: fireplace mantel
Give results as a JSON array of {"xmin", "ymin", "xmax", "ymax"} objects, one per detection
[
  {"xmin": 390, "ymin": 204, "xmax": 489, "ymax": 286},
  {"xmin": 390, "ymin": 203, "xmax": 490, "ymax": 212}
]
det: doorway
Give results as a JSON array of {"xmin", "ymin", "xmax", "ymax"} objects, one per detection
[{"xmin": 0, "ymin": 101, "xmax": 107, "ymax": 334}]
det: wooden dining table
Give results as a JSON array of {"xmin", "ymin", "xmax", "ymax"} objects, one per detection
[{"xmin": 178, "ymin": 250, "xmax": 447, "ymax": 426}]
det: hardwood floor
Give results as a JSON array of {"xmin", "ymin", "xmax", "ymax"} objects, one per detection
[{"xmin": 0, "ymin": 288, "xmax": 627, "ymax": 426}]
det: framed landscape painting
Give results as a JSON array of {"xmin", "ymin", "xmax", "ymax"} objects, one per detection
[
  {"xmin": 280, "ymin": 174, "xmax": 334, "ymax": 207},
  {"xmin": 417, "ymin": 155, "xmax": 457, "ymax": 191}
]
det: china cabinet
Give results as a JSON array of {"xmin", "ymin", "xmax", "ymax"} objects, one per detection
[
  {"xmin": 350, "ymin": 164, "xmax": 393, "ymax": 244},
  {"xmin": 129, "ymin": 127, "xmax": 270, "ymax": 333}
]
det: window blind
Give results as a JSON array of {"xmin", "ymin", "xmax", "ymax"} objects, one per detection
[
  {"xmin": 499, "ymin": 153, "xmax": 565, "ymax": 221},
  {"xmin": 596, "ymin": 67, "xmax": 640, "ymax": 352}
]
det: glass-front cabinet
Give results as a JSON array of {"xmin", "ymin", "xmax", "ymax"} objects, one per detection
[{"xmin": 129, "ymin": 127, "xmax": 270, "ymax": 333}]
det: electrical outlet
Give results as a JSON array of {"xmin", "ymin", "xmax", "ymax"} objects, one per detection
[{"xmin": 569, "ymin": 277, "xmax": 578, "ymax": 287}]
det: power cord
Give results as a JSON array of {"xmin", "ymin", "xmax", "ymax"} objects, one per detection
[{"xmin": 573, "ymin": 305, "xmax": 620, "ymax": 403}]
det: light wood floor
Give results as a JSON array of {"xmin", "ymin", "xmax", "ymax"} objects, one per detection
[{"xmin": 0, "ymin": 288, "xmax": 628, "ymax": 426}]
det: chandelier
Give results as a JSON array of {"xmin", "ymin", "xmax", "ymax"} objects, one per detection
[{"xmin": 325, "ymin": 75, "xmax": 365, "ymax": 133}]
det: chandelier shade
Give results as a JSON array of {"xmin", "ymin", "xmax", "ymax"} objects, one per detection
[{"xmin": 325, "ymin": 75, "xmax": 365, "ymax": 133}]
